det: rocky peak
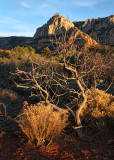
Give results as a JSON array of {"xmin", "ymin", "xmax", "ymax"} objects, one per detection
[
  {"xmin": 33, "ymin": 13, "xmax": 74, "ymax": 38},
  {"xmin": 51, "ymin": 13, "xmax": 62, "ymax": 18},
  {"xmin": 107, "ymin": 15, "xmax": 114, "ymax": 24},
  {"xmin": 26, "ymin": 13, "xmax": 98, "ymax": 52}
]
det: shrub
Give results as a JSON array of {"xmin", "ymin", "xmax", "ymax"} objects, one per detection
[
  {"xmin": 11, "ymin": 46, "xmax": 36, "ymax": 60},
  {"xmin": 16, "ymin": 102, "xmax": 69, "ymax": 146},
  {"xmin": 0, "ymin": 49, "xmax": 11, "ymax": 58},
  {"xmin": 0, "ymin": 58, "xmax": 16, "ymax": 86},
  {"xmin": 42, "ymin": 47, "xmax": 51, "ymax": 58},
  {"xmin": 89, "ymin": 44, "xmax": 113, "ymax": 55},
  {"xmin": 81, "ymin": 88, "xmax": 114, "ymax": 131}
]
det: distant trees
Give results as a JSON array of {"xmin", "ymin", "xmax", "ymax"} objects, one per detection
[
  {"xmin": 11, "ymin": 46, "xmax": 35, "ymax": 60},
  {"xmin": 0, "ymin": 46, "xmax": 37, "ymax": 87},
  {"xmin": 0, "ymin": 46, "xmax": 36, "ymax": 60},
  {"xmin": 41, "ymin": 47, "xmax": 51, "ymax": 58},
  {"xmin": 0, "ymin": 49, "xmax": 11, "ymax": 58},
  {"xmin": 89, "ymin": 44, "xmax": 113, "ymax": 55}
]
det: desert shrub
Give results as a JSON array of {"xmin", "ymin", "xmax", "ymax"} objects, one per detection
[
  {"xmin": 0, "ymin": 49, "xmax": 11, "ymax": 58},
  {"xmin": 16, "ymin": 102, "xmax": 69, "ymax": 146},
  {"xmin": 0, "ymin": 58, "xmax": 16, "ymax": 86},
  {"xmin": 89, "ymin": 44, "xmax": 113, "ymax": 55},
  {"xmin": 0, "ymin": 47, "xmax": 38, "ymax": 87},
  {"xmin": 81, "ymin": 88, "xmax": 114, "ymax": 131},
  {"xmin": 10, "ymin": 46, "xmax": 36, "ymax": 62},
  {"xmin": 42, "ymin": 47, "xmax": 51, "ymax": 58},
  {"xmin": 0, "ymin": 46, "xmax": 36, "ymax": 65}
]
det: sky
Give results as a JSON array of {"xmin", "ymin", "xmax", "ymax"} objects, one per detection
[{"xmin": 0, "ymin": 0, "xmax": 114, "ymax": 37}]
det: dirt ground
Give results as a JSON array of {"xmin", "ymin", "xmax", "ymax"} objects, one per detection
[
  {"xmin": 0, "ymin": 90, "xmax": 114, "ymax": 160},
  {"xmin": 0, "ymin": 117, "xmax": 114, "ymax": 160}
]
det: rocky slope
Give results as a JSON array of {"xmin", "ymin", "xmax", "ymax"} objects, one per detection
[
  {"xmin": 0, "ymin": 36, "xmax": 31, "ymax": 50},
  {"xmin": 0, "ymin": 14, "xmax": 113, "ymax": 51},
  {"xmin": 73, "ymin": 15, "xmax": 114, "ymax": 46},
  {"xmin": 34, "ymin": 13, "xmax": 74, "ymax": 38},
  {"xmin": 28, "ymin": 13, "xmax": 98, "ymax": 52}
]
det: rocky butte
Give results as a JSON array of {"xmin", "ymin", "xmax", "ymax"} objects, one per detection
[
  {"xmin": 28, "ymin": 13, "xmax": 98, "ymax": 51},
  {"xmin": 0, "ymin": 14, "xmax": 113, "ymax": 51},
  {"xmin": 0, "ymin": 36, "xmax": 31, "ymax": 50},
  {"xmin": 33, "ymin": 13, "xmax": 75, "ymax": 38},
  {"xmin": 73, "ymin": 15, "xmax": 114, "ymax": 46}
]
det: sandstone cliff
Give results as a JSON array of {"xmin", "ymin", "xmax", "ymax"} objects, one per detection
[
  {"xmin": 33, "ymin": 13, "xmax": 74, "ymax": 38},
  {"xmin": 73, "ymin": 15, "xmax": 114, "ymax": 46},
  {"xmin": 30, "ymin": 13, "xmax": 98, "ymax": 51},
  {"xmin": 67, "ymin": 27, "xmax": 98, "ymax": 48},
  {"xmin": 0, "ymin": 13, "xmax": 103, "ymax": 52}
]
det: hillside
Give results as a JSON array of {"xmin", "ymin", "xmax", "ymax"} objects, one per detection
[
  {"xmin": 0, "ymin": 36, "xmax": 31, "ymax": 50},
  {"xmin": 73, "ymin": 15, "xmax": 114, "ymax": 46}
]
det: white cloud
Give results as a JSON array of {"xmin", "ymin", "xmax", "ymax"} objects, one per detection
[{"xmin": 20, "ymin": 1, "xmax": 30, "ymax": 9}]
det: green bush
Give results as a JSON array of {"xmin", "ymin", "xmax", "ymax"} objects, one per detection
[
  {"xmin": 89, "ymin": 44, "xmax": 113, "ymax": 55},
  {"xmin": 0, "ymin": 49, "xmax": 11, "ymax": 58},
  {"xmin": 11, "ymin": 46, "xmax": 36, "ymax": 60},
  {"xmin": 42, "ymin": 47, "xmax": 51, "ymax": 58}
]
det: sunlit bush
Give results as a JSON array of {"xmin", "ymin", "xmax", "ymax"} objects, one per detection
[
  {"xmin": 81, "ymin": 88, "xmax": 114, "ymax": 130},
  {"xmin": 16, "ymin": 102, "xmax": 69, "ymax": 146},
  {"xmin": 0, "ymin": 49, "xmax": 11, "ymax": 58},
  {"xmin": 42, "ymin": 47, "xmax": 52, "ymax": 58},
  {"xmin": 11, "ymin": 46, "xmax": 36, "ymax": 60}
]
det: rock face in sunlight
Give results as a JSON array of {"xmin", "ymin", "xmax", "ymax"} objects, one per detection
[
  {"xmin": 73, "ymin": 15, "xmax": 114, "ymax": 46},
  {"xmin": 0, "ymin": 14, "xmax": 113, "ymax": 51},
  {"xmin": 33, "ymin": 13, "xmax": 75, "ymax": 38},
  {"xmin": 67, "ymin": 27, "xmax": 98, "ymax": 48},
  {"xmin": 30, "ymin": 13, "xmax": 98, "ymax": 51}
]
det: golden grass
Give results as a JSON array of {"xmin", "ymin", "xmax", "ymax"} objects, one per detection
[
  {"xmin": 81, "ymin": 88, "xmax": 114, "ymax": 129},
  {"xmin": 16, "ymin": 102, "xmax": 69, "ymax": 146}
]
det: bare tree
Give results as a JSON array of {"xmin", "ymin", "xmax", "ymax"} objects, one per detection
[
  {"xmin": 13, "ymin": 31, "xmax": 113, "ymax": 140},
  {"xmin": 14, "ymin": 56, "xmax": 68, "ymax": 104},
  {"xmin": 52, "ymin": 31, "xmax": 110, "ymax": 139}
]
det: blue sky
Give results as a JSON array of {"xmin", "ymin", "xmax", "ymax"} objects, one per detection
[{"xmin": 0, "ymin": 0, "xmax": 113, "ymax": 37}]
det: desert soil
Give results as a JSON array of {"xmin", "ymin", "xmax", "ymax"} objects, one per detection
[{"xmin": 0, "ymin": 116, "xmax": 114, "ymax": 160}]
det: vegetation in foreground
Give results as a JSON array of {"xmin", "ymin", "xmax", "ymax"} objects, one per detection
[
  {"xmin": 0, "ymin": 44, "xmax": 114, "ymax": 147},
  {"xmin": 16, "ymin": 102, "xmax": 69, "ymax": 146}
]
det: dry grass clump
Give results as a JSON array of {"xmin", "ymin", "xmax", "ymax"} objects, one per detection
[
  {"xmin": 81, "ymin": 88, "xmax": 114, "ymax": 130},
  {"xmin": 16, "ymin": 102, "xmax": 69, "ymax": 146},
  {"xmin": 0, "ymin": 89, "xmax": 18, "ymax": 102}
]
